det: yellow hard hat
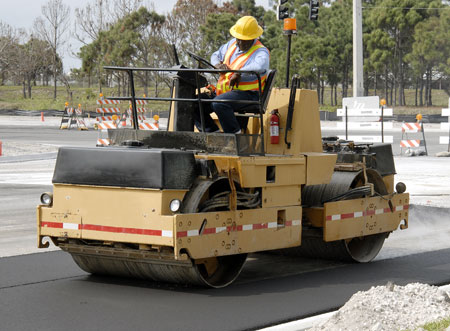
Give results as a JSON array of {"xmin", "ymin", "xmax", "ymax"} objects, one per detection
[{"xmin": 230, "ymin": 16, "xmax": 263, "ymax": 40}]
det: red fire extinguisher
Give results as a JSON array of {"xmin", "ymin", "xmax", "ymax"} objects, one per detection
[{"xmin": 270, "ymin": 109, "xmax": 280, "ymax": 144}]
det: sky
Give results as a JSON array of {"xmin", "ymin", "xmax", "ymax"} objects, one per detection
[{"xmin": 0, "ymin": 0, "xmax": 270, "ymax": 71}]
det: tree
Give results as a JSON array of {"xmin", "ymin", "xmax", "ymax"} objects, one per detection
[
  {"xmin": 80, "ymin": 7, "xmax": 158, "ymax": 95},
  {"xmin": 161, "ymin": 0, "xmax": 219, "ymax": 63},
  {"xmin": 200, "ymin": 12, "xmax": 239, "ymax": 57},
  {"xmin": 74, "ymin": 0, "xmax": 112, "ymax": 45},
  {"xmin": 0, "ymin": 21, "xmax": 17, "ymax": 85},
  {"xmin": 34, "ymin": 0, "xmax": 70, "ymax": 99},
  {"xmin": 133, "ymin": 8, "xmax": 166, "ymax": 96},
  {"xmin": 365, "ymin": 0, "xmax": 442, "ymax": 106}
]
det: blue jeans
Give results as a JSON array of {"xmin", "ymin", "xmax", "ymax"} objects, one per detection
[{"xmin": 195, "ymin": 90, "xmax": 260, "ymax": 133}]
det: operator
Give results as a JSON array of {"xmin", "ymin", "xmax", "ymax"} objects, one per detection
[{"xmin": 195, "ymin": 16, "xmax": 270, "ymax": 134}]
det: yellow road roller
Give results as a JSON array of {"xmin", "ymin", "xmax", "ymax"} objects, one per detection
[{"xmin": 37, "ymin": 65, "xmax": 409, "ymax": 288}]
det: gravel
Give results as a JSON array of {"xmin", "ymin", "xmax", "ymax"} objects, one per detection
[{"xmin": 310, "ymin": 283, "xmax": 450, "ymax": 331}]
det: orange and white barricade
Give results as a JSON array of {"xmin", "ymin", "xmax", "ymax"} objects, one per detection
[
  {"xmin": 139, "ymin": 122, "xmax": 158, "ymax": 130},
  {"xmin": 74, "ymin": 106, "xmax": 88, "ymax": 130},
  {"xmin": 400, "ymin": 117, "xmax": 427, "ymax": 156},
  {"xmin": 125, "ymin": 107, "xmax": 147, "ymax": 127},
  {"xmin": 96, "ymin": 96, "xmax": 121, "ymax": 125},
  {"xmin": 60, "ymin": 104, "xmax": 88, "ymax": 130},
  {"xmin": 60, "ymin": 106, "xmax": 74, "ymax": 129},
  {"xmin": 96, "ymin": 108, "xmax": 121, "ymax": 122},
  {"xmin": 96, "ymin": 121, "xmax": 117, "ymax": 146}
]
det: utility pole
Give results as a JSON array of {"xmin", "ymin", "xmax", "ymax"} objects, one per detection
[{"xmin": 353, "ymin": 0, "xmax": 364, "ymax": 97}]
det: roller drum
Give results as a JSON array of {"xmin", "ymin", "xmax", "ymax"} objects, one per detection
[
  {"xmin": 66, "ymin": 177, "xmax": 248, "ymax": 288},
  {"xmin": 295, "ymin": 169, "xmax": 389, "ymax": 263}
]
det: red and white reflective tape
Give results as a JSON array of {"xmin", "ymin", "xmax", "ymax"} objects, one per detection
[
  {"xmin": 97, "ymin": 99, "xmax": 120, "ymax": 105},
  {"xmin": 97, "ymin": 138, "xmax": 112, "ymax": 146},
  {"xmin": 139, "ymin": 122, "xmax": 158, "ymax": 130},
  {"xmin": 402, "ymin": 122, "xmax": 421, "ymax": 132},
  {"xmin": 97, "ymin": 122, "xmax": 117, "ymax": 130},
  {"xmin": 96, "ymin": 108, "xmax": 121, "ymax": 114},
  {"xmin": 326, "ymin": 204, "xmax": 409, "ymax": 221},
  {"xmin": 41, "ymin": 221, "xmax": 173, "ymax": 238},
  {"xmin": 400, "ymin": 140, "xmax": 421, "ymax": 148},
  {"xmin": 75, "ymin": 109, "xmax": 83, "ymax": 115},
  {"xmin": 66, "ymin": 108, "xmax": 74, "ymax": 115},
  {"xmin": 136, "ymin": 100, "xmax": 148, "ymax": 105},
  {"xmin": 41, "ymin": 219, "xmax": 301, "ymax": 238},
  {"xmin": 177, "ymin": 219, "xmax": 301, "ymax": 238}
]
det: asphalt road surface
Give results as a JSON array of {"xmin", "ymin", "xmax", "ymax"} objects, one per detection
[{"xmin": 1, "ymin": 248, "xmax": 450, "ymax": 331}]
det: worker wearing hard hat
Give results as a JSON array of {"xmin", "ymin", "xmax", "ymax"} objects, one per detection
[{"xmin": 195, "ymin": 16, "xmax": 270, "ymax": 134}]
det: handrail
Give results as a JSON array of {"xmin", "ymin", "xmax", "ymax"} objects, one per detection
[{"xmin": 103, "ymin": 66, "xmax": 266, "ymax": 154}]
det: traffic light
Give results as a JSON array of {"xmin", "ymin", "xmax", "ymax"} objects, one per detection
[
  {"xmin": 309, "ymin": 0, "xmax": 319, "ymax": 21},
  {"xmin": 277, "ymin": 0, "xmax": 289, "ymax": 21}
]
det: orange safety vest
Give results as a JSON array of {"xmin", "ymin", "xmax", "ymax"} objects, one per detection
[{"xmin": 216, "ymin": 40, "xmax": 268, "ymax": 96}]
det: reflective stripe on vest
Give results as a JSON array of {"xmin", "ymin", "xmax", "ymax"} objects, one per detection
[{"xmin": 216, "ymin": 40, "xmax": 267, "ymax": 95}]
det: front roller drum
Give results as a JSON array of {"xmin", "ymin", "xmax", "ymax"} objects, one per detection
[
  {"xmin": 69, "ymin": 251, "xmax": 247, "ymax": 288},
  {"xmin": 66, "ymin": 177, "xmax": 248, "ymax": 288}
]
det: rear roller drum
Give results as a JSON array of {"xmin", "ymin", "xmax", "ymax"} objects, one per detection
[{"xmin": 298, "ymin": 169, "xmax": 389, "ymax": 263}]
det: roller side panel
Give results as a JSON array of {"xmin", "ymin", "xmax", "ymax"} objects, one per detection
[{"xmin": 323, "ymin": 193, "xmax": 409, "ymax": 241}]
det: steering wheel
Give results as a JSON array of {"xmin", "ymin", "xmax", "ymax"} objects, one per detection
[{"xmin": 186, "ymin": 50, "xmax": 215, "ymax": 69}]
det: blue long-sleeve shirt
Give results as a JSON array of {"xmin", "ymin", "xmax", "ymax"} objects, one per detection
[{"xmin": 210, "ymin": 38, "xmax": 270, "ymax": 82}]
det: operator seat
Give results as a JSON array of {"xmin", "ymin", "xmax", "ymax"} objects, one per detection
[{"xmin": 236, "ymin": 69, "xmax": 277, "ymax": 131}]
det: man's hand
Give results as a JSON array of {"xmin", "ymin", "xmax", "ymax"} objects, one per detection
[
  {"xmin": 229, "ymin": 73, "xmax": 241, "ymax": 88},
  {"xmin": 215, "ymin": 63, "xmax": 229, "ymax": 70}
]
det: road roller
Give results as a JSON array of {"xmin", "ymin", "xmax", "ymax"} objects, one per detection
[{"xmin": 37, "ymin": 64, "xmax": 409, "ymax": 288}]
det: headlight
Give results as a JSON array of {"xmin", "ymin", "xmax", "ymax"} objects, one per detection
[
  {"xmin": 40, "ymin": 192, "xmax": 53, "ymax": 206},
  {"xmin": 169, "ymin": 199, "xmax": 181, "ymax": 213}
]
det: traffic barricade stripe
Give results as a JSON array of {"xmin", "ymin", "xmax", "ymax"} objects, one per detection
[
  {"xmin": 400, "ymin": 139, "xmax": 420, "ymax": 148},
  {"xmin": 97, "ymin": 99, "xmax": 120, "ymax": 105},
  {"xmin": 402, "ymin": 123, "xmax": 421, "ymax": 132},
  {"xmin": 96, "ymin": 108, "xmax": 121, "ymax": 114},
  {"xmin": 96, "ymin": 138, "xmax": 112, "ymax": 146},
  {"xmin": 139, "ymin": 122, "xmax": 158, "ymax": 130},
  {"xmin": 97, "ymin": 122, "xmax": 117, "ymax": 130}
]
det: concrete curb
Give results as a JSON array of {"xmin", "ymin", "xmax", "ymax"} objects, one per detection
[{"xmin": 258, "ymin": 284, "xmax": 450, "ymax": 331}]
